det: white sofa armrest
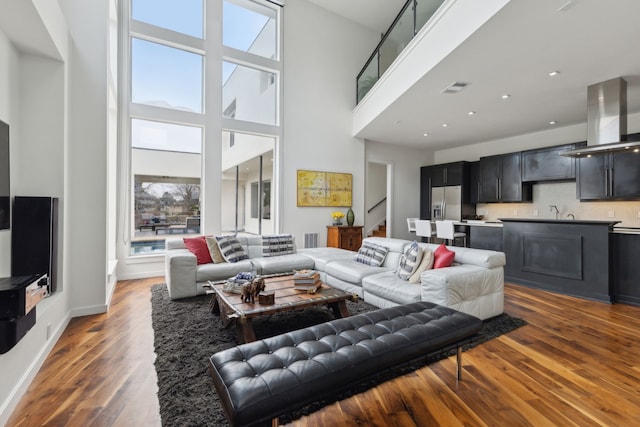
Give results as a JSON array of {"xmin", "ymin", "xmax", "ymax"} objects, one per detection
[
  {"xmin": 165, "ymin": 248, "xmax": 198, "ymax": 300},
  {"xmin": 420, "ymin": 264, "xmax": 504, "ymax": 320}
]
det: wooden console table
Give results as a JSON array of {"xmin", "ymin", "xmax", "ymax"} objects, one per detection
[{"xmin": 327, "ymin": 226, "xmax": 363, "ymax": 251}]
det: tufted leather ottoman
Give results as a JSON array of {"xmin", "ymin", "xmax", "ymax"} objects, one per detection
[{"xmin": 209, "ymin": 301, "xmax": 482, "ymax": 427}]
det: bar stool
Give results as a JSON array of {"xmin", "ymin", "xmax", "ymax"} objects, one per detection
[
  {"xmin": 435, "ymin": 220, "xmax": 467, "ymax": 247},
  {"xmin": 406, "ymin": 218, "xmax": 418, "ymax": 234},
  {"xmin": 415, "ymin": 220, "xmax": 437, "ymax": 243}
]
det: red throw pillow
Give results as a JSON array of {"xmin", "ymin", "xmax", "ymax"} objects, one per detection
[
  {"xmin": 183, "ymin": 236, "xmax": 213, "ymax": 265},
  {"xmin": 433, "ymin": 243, "xmax": 455, "ymax": 269}
]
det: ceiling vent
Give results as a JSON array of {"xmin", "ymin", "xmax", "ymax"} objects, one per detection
[{"xmin": 441, "ymin": 81, "xmax": 469, "ymax": 94}]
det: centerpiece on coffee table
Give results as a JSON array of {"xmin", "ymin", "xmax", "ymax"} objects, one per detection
[{"xmin": 293, "ymin": 269, "xmax": 322, "ymax": 293}]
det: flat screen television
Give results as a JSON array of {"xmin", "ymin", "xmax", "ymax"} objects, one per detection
[{"xmin": 0, "ymin": 119, "xmax": 9, "ymax": 230}]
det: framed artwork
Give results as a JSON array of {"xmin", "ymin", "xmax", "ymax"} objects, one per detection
[{"xmin": 297, "ymin": 170, "xmax": 352, "ymax": 207}]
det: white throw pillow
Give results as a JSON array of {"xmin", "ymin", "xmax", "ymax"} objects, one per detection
[
  {"xmin": 396, "ymin": 241, "xmax": 423, "ymax": 281},
  {"xmin": 409, "ymin": 248, "xmax": 434, "ymax": 283}
]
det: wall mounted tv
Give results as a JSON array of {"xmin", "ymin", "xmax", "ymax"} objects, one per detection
[{"xmin": 0, "ymin": 119, "xmax": 9, "ymax": 230}]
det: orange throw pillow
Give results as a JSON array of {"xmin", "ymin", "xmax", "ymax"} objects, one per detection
[
  {"xmin": 184, "ymin": 236, "xmax": 213, "ymax": 265},
  {"xmin": 433, "ymin": 243, "xmax": 455, "ymax": 269}
]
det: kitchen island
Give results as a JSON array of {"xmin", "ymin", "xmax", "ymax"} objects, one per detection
[{"xmin": 500, "ymin": 218, "xmax": 619, "ymax": 302}]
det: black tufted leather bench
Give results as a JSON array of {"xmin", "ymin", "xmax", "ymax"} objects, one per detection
[{"xmin": 209, "ymin": 301, "xmax": 482, "ymax": 427}]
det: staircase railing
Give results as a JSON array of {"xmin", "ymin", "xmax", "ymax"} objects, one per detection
[
  {"xmin": 356, "ymin": 0, "xmax": 445, "ymax": 104},
  {"xmin": 367, "ymin": 197, "xmax": 387, "ymax": 214}
]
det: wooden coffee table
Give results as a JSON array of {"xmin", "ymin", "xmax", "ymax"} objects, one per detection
[{"xmin": 210, "ymin": 274, "xmax": 358, "ymax": 343}]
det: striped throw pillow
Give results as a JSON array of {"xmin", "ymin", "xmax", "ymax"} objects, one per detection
[
  {"xmin": 215, "ymin": 235, "xmax": 249, "ymax": 263},
  {"xmin": 396, "ymin": 241, "xmax": 423, "ymax": 280},
  {"xmin": 354, "ymin": 242, "xmax": 389, "ymax": 267},
  {"xmin": 262, "ymin": 234, "xmax": 295, "ymax": 257}
]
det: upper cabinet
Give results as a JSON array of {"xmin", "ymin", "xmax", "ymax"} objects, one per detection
[
  {"xmin": 479, "ymin": 153, "xmax": 532, "ymax": 202},
  {"xmin": 469, "ymin": 161, "xmax": 480, "ymax": 204},
  {"xmin": 577, "ymin": 150, "xmax": 640, "ymax": 200},
  {"xmin": 522, "ymin": 143, "xmax": 585, "ymax": 182},
  {"xmin": 426, "ymin": 162, "xmax": 464, "ymax": 187}
]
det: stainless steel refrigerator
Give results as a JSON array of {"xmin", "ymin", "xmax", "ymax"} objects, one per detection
[{"xmin": 431, "ymin": 186, "xmax": 462, "ymax": 221}]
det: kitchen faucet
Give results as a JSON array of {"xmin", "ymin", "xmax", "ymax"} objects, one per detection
[
  {"xmin": 549, "ymin": 205, "xmax": 560, "ymax": 220},
  {"xmin": 567, "ymin": 213, "xmax": 575, "ymax": 220}
]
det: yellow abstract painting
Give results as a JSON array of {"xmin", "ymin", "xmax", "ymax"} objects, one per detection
[{"xmin": 297, "ymin": 170, "xmax": 352, "ymax": 207}]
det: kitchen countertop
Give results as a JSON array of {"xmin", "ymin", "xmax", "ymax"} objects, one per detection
[
  {"xmin": 455, "ymin": 220, "xmax": 503, "ymax": 227},
  {"xmin": 498, "ymin": 218, "xmax": 620, "ymax": 226}
]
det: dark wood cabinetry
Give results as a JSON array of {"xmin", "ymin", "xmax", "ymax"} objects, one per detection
[
  {"xmin": 478, "ymin": 153, "xmax": 531, "ymax": 202},
  {"xmin": 577, "ymin": 151, "xmax": 640, "ymax": 200},
  {"xmin": 420, "ymin": 161, "xmax": 470, "ymax": 219},
  {"xmin": 469, "ymin": 161, "xmax": 480, "ymax": 204},
  {"xmin": 611, "ymin": 232, "xmax": 640, "ymax": 306},
  {"xmin": 469, "ymin": 226, "xmax": 503, "ymax": 251},
  {"xmin": 522, "ymin": 143, "xmax": 584, "ymax": 182},
  {"xmin": 326, "ymin": 226, "xmax": 363, "ymax": 251}
]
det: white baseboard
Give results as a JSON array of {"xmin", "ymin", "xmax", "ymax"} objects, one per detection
[
  {"xmin": 70, "ymin": 304, "xmax": 109, "ymax": 317},
  {"xmin": 0, "ymin": 312, "xmax": 71, "ymax": 427}
]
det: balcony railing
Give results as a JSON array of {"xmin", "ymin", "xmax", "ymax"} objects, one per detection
[{"xmin": 356, "ymin": 0, "xmax": 445, "ymax": 104}]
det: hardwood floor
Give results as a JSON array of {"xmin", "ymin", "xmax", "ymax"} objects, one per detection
[{"xmin": 7, "ymin": 279, "xmax": 640, "ymax": 426}]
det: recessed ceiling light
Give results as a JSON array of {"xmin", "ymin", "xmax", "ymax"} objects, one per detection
[
  {"xmin": 468, "ymin": 111, "xmax": 475, "ymax": 115},
  {"xmin": 586, "ymin": 154, "xmax": 592, "ymax": 158},
  {"xmin": 634, "ymin": 148, "xmax": 639, "ymax": 153},
  {"xmin": 423, "ymin": 133, "xmax": 429, "ymax": 137},
  {"xmin": 442, "ymin": 124, "xmax": 448, "ymax": 127},
  {"xmin": 549, "ymin": 121, "xmax": 557, "ymax": 125},
  {"xmin": 501, "ymin": 94, "xmax": 511, "ymax": 99},
  {"xmin": 548, "ymin": 70, "xmax": 560, "ymax": 76}
]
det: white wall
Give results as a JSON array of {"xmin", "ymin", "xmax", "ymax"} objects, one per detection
[
  {"xmin": 59, "ymin": 0, "xmax": 109, "ymax": 315},
  {"xmin": 281, "ymin": 0, "xmax": 378, "ymax": 247},
  {"xmin": 0, "ymin": 29, "xmax": 16, "ymax": 278},
  {"xmin": 1, "ymin": 0, "xmax": 112, "ymax": 424}
]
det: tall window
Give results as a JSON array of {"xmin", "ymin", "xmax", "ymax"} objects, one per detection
[
  {"xmin": 222, "ymin": 0, "xmax": 281, "ymax": 235},
  {"xmin": 123, "ymin": 0, "xmax": 281, "ymax": 255}
]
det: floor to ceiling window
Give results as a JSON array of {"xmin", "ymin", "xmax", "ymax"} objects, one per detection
[
  {"xmin": 222, "ymin": 0, "xmax": 281, "ymax": 235},
  {"xmin": 122, "ymin": 0, "xmax": 282, "ymax": 255}
]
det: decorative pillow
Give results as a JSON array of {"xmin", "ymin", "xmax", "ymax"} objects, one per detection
[
  {"xmin": 205, "ymin": 236, "xmax": 225, "ymax": 264},
  {"xmin": 215, "ymin": 235, "xmax": 249, "ymax": 263},
  {"xmin": 262, "ymin": 234, "xmax": 295, "ymax": 257},
  {"xmin": 396, "ymin": 241, "xmax": 423, "ymax": 280},
  {"xmin": 409, "ymin": 248, "xmax": 434, "ymax": 283},
  {"xmin": 183, "ymin": 236, "xmax": 213, "ymax": 265},
  {"xmin": 433, "ymin": 243, "xmax": 455, "ymax": 269},
  {"xmin": 354, "ymin": 242, "xmax": 389, "ymax": 267}
]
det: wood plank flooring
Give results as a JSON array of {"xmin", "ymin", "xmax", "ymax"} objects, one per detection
[{"xmin": 6, "ymin": 278, "xmax": 640, "ymax": 426}]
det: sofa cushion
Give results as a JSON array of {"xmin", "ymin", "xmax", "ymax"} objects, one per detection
[
  {"xmin": 262, "ymin": 234, "xmax": 295, "ymax": 257},
  {"xmin": 408, "ymin": 248, "xmax": 434, "ymax": 283},
  {"xmin": 183, "ymin": 236, "xmax": 213, "ymax": 265},
  {"xmin": 434, "ymin": 244, "xmax": 455, "ymax": 269},
  {"xmin": 215, "ymin": 235, "xmax": 249, "ymax": 263},
  {"xmin": 325, "ymin": 259, "xmax": 392, "ymax": 285},
  {"xmin": 252, "ymin": 253, "xmax": 315, "ymax": 275},
  {"xmin": 196, "ymin": 259, "xmax": 256, "ymax": 282},
  {"xmin": 205, "ymin": 236, "xmax": 225, "ymax": 263},
  {"xmin": 396, "ymin": 241, "xmax": 423, "ymax": 280},
  {"xmin": 362, "ymin": 271, "xmax": 422, "ymax": 305},
  {"xmin": 354, "ymin": 241, "xmax": 388, "ymax": 267},
  {"xmin": 298, "ymin": 247, "xmax": 355, "ymax": 271}
]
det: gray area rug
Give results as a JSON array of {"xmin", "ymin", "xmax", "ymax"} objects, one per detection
[{"xmin": 151, "ymin": 283, "xmax": 526, "ymax": 426}]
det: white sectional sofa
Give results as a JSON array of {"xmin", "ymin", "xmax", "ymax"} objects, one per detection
[{"xmin": 164, "ymin": 235, "xmax": 506, "ymax": 320}]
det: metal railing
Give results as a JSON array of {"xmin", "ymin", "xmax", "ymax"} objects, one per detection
[{"xmin": 356, "ymin": 0, "xmax": 445, "ymax": 104}]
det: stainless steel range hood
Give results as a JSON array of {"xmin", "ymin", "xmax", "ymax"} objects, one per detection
[{"xmin": 560, "ymin": 77, "xmax": 640, "ymax": 157}]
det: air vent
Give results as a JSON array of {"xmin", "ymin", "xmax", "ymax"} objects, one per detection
[
  {"xmin": 304, "ymin": 233, "xmax": 318, "ymax": 248},
  {"xmin": 441, "ymin": 81, "xmax": 469, "ymax": 94}
]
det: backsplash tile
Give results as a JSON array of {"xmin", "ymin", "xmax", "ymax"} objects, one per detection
[{"xmin": 477, "ymin": 182, "xmax": 640, "ymax": 227}]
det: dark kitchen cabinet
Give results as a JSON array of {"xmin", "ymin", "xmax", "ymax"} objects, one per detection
[
  {"xmin": 479, "ymin": 153, "xmax": 532, "ymax": 202},
  {"xmin": 426, "ymin": 162, "xmax": 464, "ymax": 187},
  {"xmin": 522, "ymin": 143, "xmax": 584, "ymax": 182},
  {"xmin": 577, "ymin": 150, "xmax": 640, "ymax": 200},
  {"xmin": 469, "ymin": 161, "xmax": 480, "ymax": 204},
  {"xmin": 420, "ymin": 162, "xmax": 471, "ymax": 219}
]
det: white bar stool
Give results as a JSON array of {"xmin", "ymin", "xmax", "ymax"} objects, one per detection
[
  {"xmin": 435, "ymin": 220, "xmax": 467, "ymax": 247},
  {"xmin": 415, "ymin": 220, "xmax": 437, "ymax": 243}
]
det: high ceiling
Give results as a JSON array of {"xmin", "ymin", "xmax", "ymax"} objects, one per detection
[{"xmin": 309, "ymin": 0, "xmax": 640, "ymax": 150}]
